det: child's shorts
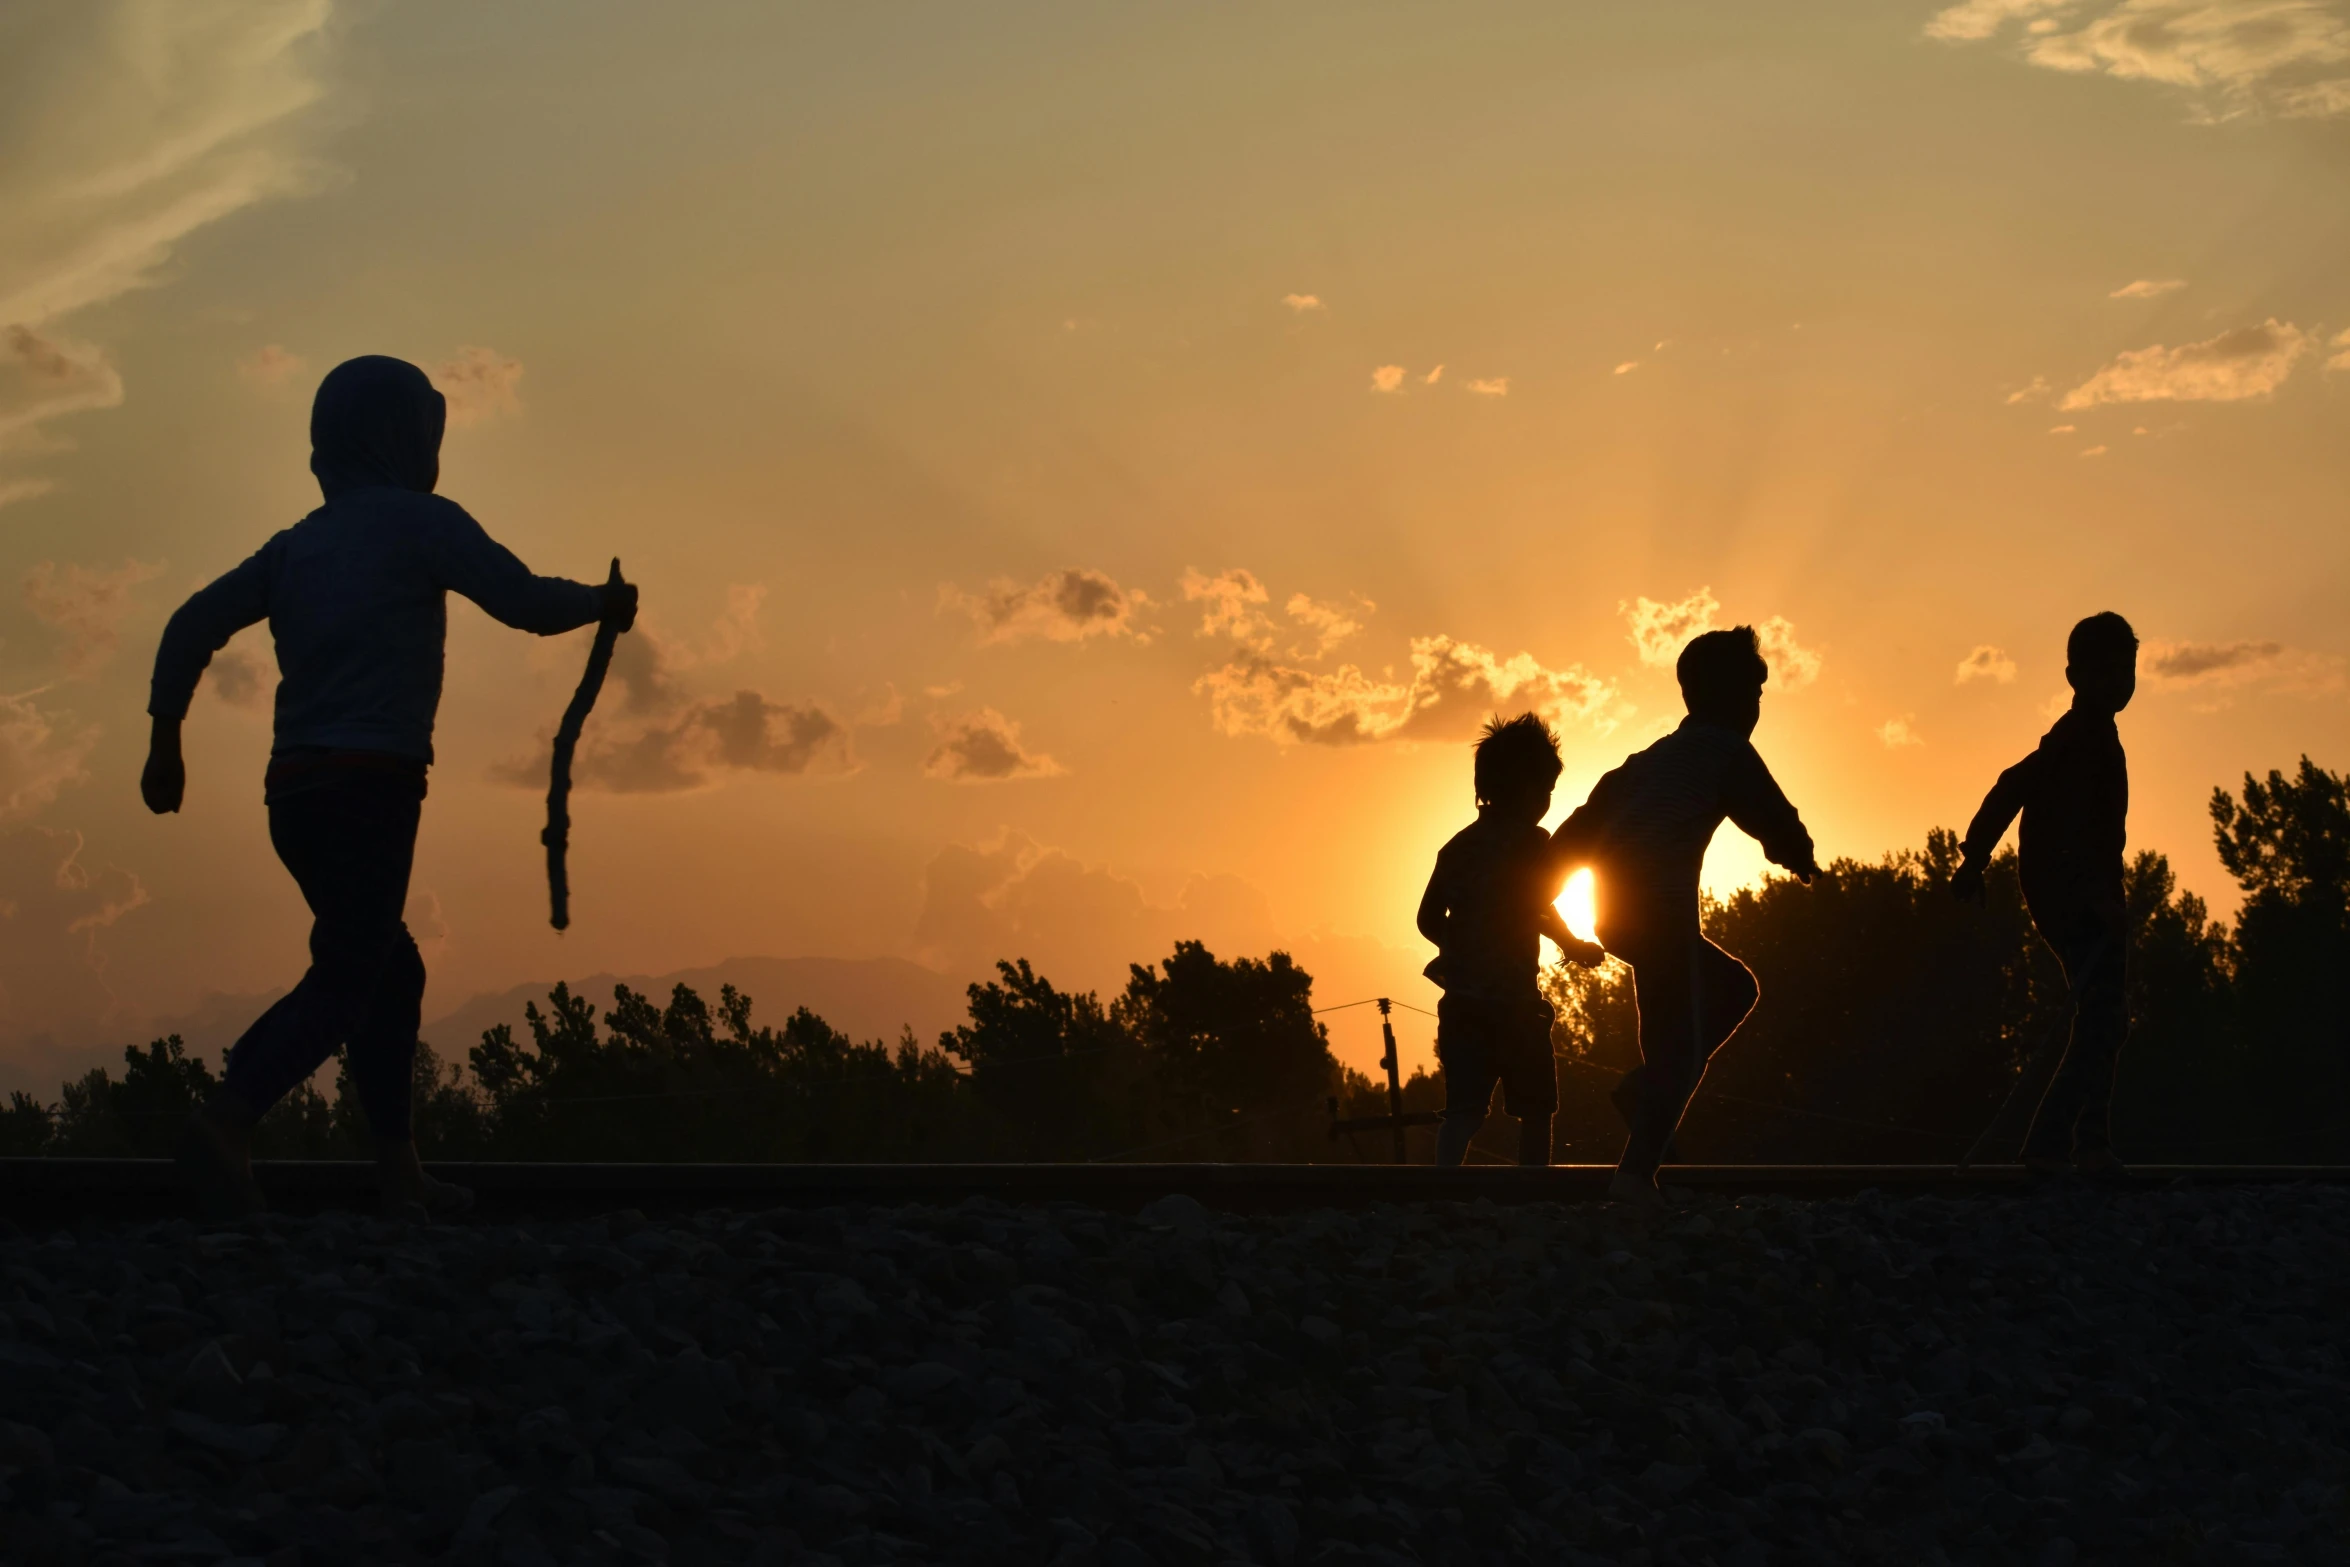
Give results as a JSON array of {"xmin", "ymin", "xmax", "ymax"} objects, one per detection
[{"xmin": 1436, "ymin": 992, "xmax": 1559, "ymax": 1118}]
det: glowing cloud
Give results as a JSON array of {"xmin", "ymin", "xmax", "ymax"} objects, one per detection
[
  {"xmin": 1624, "ymin": 588, "xmax": 1724, "ymax": 667},
  {"xmin": 2329, "ymin": 327, "xmax": 2350, "ymax": 371},
  {"xmin": 1956, "ymin": 645, "xmax": 2018, "ymax": 684},
  {"xmin": 1369, "ymin": 365, "xmax": 1406, "ymax": 393},
  {"xmin": 1622, "ymin": 589, "xmax": 1818, "ymax": 688},
  {"xmin": 1423, "ymin": 365, "xmax": 1445, "ymax": 385},
  {"xmin": 923, "ymin": 709, "xmax": 1064, "ymax": 782},
  {"xmin": 1284, "ymin": 593, "xmax": 1371, "ymax": 658},
  {"xmin": 1757, "ymin": 617, "xmax": 1823, "ymax": 689},
  {"xmin": 1283, "ymin": 293, "xmax": 1325, "ymax": 313},
  {"xmin": 1196, "ymin": 633, "xmax": 1616, "ymax": 747},
  {"xmin": 1613, "ymin": 361, "xmax": 1640, "ymax": 376},
  {"xmin": 1928, "ymin": 0, "xmax": 2350, "ymax": 120},
  {"xmin": 1466, "ymin": 377, "xmax": 1510, "ymax": 396},
  {"xmin": 2005, "ymin": 375, "xmax": 2051, "ymax": 405},
  {"xmin": 1181, "ymin": 567, "xmax": 1276, "ymax": 650},
  {"xmin": 2061, "ymin": 320, "xmax": 2310, "ymax": 408},
  {"xmin": 2110, "ymin": 278, "xmax": 2186, "ymax": 299},
  {"xmin": 1876, "ymin": 716, "xmax": 1924, "ymax": 748}
]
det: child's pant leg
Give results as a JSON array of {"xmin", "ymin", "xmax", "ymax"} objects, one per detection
[
  {"xmin": 221, "ymin": 773, "xmax": 425, "ymax": 1136},
  {"xmin": 2023, "ymin": 911, "xmax": 2129, "ymax": 1160},
  {"xmin": 1434, "ymin": 995, "xmax": 1500, "ymax": 1166},
  {"xmin": 1617, "ymin": 933, "xmax": 1758, "ymax": 1175}
]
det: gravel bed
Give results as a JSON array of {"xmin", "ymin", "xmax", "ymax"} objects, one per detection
[{"xmin": 3, "ymin": 1183, "xmax": 2347, "ymax": 1566}]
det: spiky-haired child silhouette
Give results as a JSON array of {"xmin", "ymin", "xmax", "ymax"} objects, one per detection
[
  {"xmin": 1553, "ymin": 627, "xmax": 1820, "ymax": 1205},
  {"xmin": 1954, "ymin": 611, "xmax": 2138, "ymax": 1176},
  {"xmin": 1418, "ymin": 712, "xmax": 1606, "ymax": 1167}
]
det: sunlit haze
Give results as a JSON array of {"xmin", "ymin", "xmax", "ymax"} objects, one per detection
[{"xmin": 4, "ymin": 2, "xmax": 2347, "ymax": 1091}]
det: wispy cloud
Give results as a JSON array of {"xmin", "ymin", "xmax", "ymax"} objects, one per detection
[
  {"xmin": 0, "ymin": 693, "xmax": 99, "ymax": 821},
  {"xmin": 238, "ymin": 343, "xmax": 306, "ymax": 388},
  {"xmin": 22, "ymin": 560, "xmax": 166, "ymax": 677},
  {"xmin": 0, "ymin": 825, "xmax": 149, "ymax": 1047},
  {"xmin": 1369, "ymin": 365, "xmax": 1406, "ymax": 394},
  {"xmin": 2143, "ymin": 637, "xmax": 2344, "ymax": 694},
  {"xmin": 923, "ymin": 709, "xmax": 1065, "ymax": 782},
  {"xmin": 433, "ymin": 346, "xmax": 525, "ymax": 426},
  {"xmin": 1876, "ymin": 716, "xmax": 1924, "ymax": 748},
  {"xmin": 1283, "ymin": 293, "xmax": 1325, "ymax": 313},
  {"xmin": 1423, "ymin": 365, "xmax": 1445, "ymax": 385},
  {"xmin": 2060, "ymin": 319, "xmax": 2311, "ymax": 408},
  {"xmin": 0, "ymin": 3, "xmax": 335, "ymax": 492},
  {"xmin": 1466, "ymin": 377, "xmax": 1510, "ymax": 397},
  {"xmin": 2329, "ymin": 326, "xmax": 2350, "ymax": 371},
  {"xmin": 945, "ymin": 568, "xmax": 1147, "ymax": 646},
  {"xmin": 0, "ymin": 326, "xmax": 125, "ymax": 466},
  {"xmin": 495, "ymin": 589, "xmax": 850, "ymax": 792},
  {"xmin": 2110, "ymin": 277, "xmax": 2187, "ymax": 299},
  {"xmin": 497, "ymin": 691, "xmax": 849, "ymax": 794},
  {"xmin": 2049, "ymin": 424, "xmax": 2076, "ymax": 433},
  {"xmin": 2005, "ymin": 375, "xmax": 2051, "ymax": 405},
  {"xmin": 1956, "ymin": 645, "xmax": 2018, "ymax": 684},
  {"xmin": 1613, "ymin": 361, "xmax": 1640, "ymax": 376},
  {"xmin": 2082, "ymin": 444, "xmax": 2110, "ymax": 456},
  {"xmin": 1927, "ymin": 0, "xmax": 2350, "ymax": 121}
]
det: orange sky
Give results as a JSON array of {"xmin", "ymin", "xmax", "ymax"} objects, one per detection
[{"xmin": 4, "ymin": 1, "xmax": 2347, "ymax": 1091}]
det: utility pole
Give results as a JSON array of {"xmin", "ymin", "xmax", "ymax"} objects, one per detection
[{"xmin": 1327, "ymin": 997, "xmax": 1441, "ymax": 1163}]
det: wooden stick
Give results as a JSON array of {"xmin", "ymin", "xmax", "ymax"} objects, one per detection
[{"xmin": 544, "ymin": 558, "xmax": 625, "ymax": 932}]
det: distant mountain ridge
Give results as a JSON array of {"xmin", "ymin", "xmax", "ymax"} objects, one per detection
[{"xmin": 420, "ymin": 955, "xmax": 972, "ymax": 1059}]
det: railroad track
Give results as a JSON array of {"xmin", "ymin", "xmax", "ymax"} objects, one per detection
[{"xmin": 6, "ymin": 1158, "xmax": 2347, "ymax": 1222}]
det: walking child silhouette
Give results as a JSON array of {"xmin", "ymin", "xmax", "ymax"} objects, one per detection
[
  {"xmin": 1954, "ymin": 612, "xmax": 2138, "ymax": 1176},
  {"xmin": 143, "ymin": 355, "xmax": 637, "ymax": 1219}
]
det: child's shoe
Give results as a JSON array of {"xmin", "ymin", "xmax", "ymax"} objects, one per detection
[{"xmin": 2073, "ymin": 1148, "xmax": 2129, "ymax": 1180}]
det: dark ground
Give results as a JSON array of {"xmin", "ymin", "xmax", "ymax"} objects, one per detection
[{"xmin": 3, "ymin": 1182, "xmax": 2345, "ymax": 1566}]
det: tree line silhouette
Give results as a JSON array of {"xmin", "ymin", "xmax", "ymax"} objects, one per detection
[{"xmin": 7, "ymin": 757, "xmax": 2343, "ymax": 1165}]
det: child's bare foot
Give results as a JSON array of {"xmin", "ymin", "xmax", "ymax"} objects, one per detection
[
  {"xmin": 176, "ymin": 1101, "xmax": 264, "ymax": 1220},
  {"xmin": 2073, "ymin": 1148, "xmax": 2129, "ymax": 1180},
  {"xmin": 376, "ymin": 1140, "xmax": 473, "ymax": 1221},
  {"xmin": 1607, "ymin": 1169, "xmax": 1666, "ymax": 1209}
]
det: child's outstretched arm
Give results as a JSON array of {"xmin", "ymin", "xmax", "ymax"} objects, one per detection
[
  {"xmin": 1726, "ymin": 743, "xmax": 1820, "ymax": 883},
  {"xmin": 1953, "ymin": 751, "xmax": 2040, "ymax": 902},
  {"xmin": 144, "ymin": 547, "xmax": 276, "ymax": 814},
  {"xmin": 1539, "ymin": 905, "xmax": 1606, "ymax": 967}
]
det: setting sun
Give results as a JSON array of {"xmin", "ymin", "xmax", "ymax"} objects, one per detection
[{"xmin": 1558, "ymin": 867, "xmax": 1598, "ymax": 947}]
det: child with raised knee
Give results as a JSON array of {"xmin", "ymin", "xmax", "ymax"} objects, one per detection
[{"xmin": 1553, "ymin": 627, "xmax": 1820, "ymax": 1202}]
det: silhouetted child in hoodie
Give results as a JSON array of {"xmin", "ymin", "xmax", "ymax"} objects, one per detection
[
  {"xmin": 1553, "ymin": 627, "xmax": 1819, "ymax": 1204},
  {"xmin": 143, "ymin": 355, "xmax": 636, "ymax": 1219},
  {"xmin": 1418, "ymin": 713, "xmax": 1606, "ymax": 1167},
  {"xmin": 1954, "ymin": 611, "xmax": 2138, "ymax": 1176}
]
